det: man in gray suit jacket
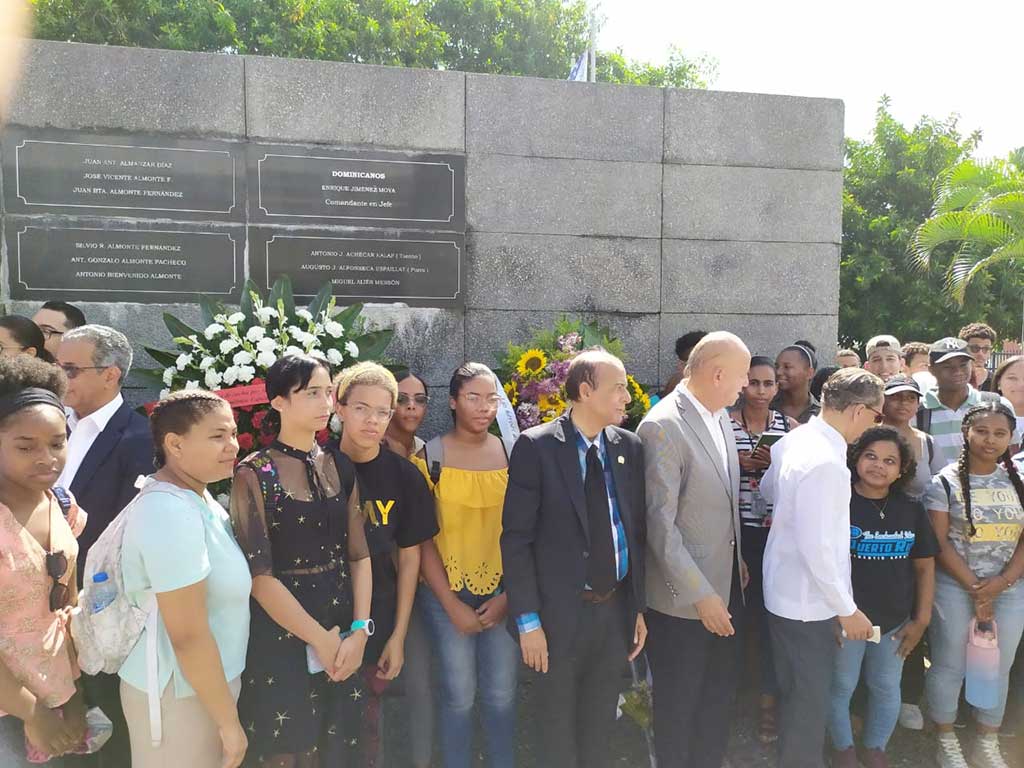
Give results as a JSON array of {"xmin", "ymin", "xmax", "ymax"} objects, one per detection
[{"xmin": 638, "ymin": 332, "xmax": 751, "ymax": 768}]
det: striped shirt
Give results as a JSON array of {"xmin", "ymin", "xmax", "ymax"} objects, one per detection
[
  {"xmin": 731, "ymin": 410, "xmax": 789, "ymax": 527},
  {"xmin": 921, "ymin": 386, "xmax": 1018, "ymax": 474}
]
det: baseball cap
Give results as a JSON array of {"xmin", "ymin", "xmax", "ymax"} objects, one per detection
[
  {"xmin": 866, "ymin": 335, "xmax": 902, "ymax": 358},
  {"xmin": 884, "ymin": 375, "xmax": 922, "ymax": 397},
  {"xmin": 929, "ymin": 337, "xmax": 974, "ymax": 365}
]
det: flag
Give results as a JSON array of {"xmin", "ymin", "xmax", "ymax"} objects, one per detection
[{"xmin": 568, "ymin": 51, "xmax": 588, "ymax": 82}]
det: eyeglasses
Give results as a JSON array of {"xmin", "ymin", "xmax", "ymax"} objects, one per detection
[
  {"xmin": 397, "ymin": 393, "xmax": 429, "ymax": 407},
  {"xmin": 46, "ymin": 551, "xmax": 69, "ymax": 612},
  {"xmin": 864, "ymin": 404, "xmax": 885, "ymax": 424},
  {"xmin": 461, "ymin": 393, "xmax": 501, "ymax": 409},
  {"xmin": 966, "ymin": 344, "xmax": 993, "ymax": 355},
  {"xmin": 58, "ymin": 364, "xmax": 109, "ymax": 379},
  {"xmin": 347, "ymin": 403, "xmax": 394, "ymax": 423},
  {"xmin": 37, "ymin": 326, "xmax": 65, "ymax": 341}
]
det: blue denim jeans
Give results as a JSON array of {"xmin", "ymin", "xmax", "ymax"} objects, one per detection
[
  {"xmin": 925, "ymin": 572, "xmax": 1024, "ymax": 728},
  {"xmin": 828, "ymin": 624, "xmax": 906, "ymax": 750},
  {"xmin": 419, "ymin": 585, "xmax": 518, "ymax": 768}
]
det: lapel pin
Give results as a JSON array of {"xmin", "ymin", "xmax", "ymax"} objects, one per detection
[{"xmin": 618, "ymin": 456, "xmax": 625, "ymax": 464}]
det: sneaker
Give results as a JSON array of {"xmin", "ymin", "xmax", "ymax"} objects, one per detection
[
  {"xmin": 936, "ymin": 732, "xmax": 970, "ymax": 768},
  {"xmin": 830, "ymin": 747, "xmax": 858, "ymax": 768},
  {"xmin": 969, "ymin": 733, "xmax": 1009, "ymax": 768},
  {"xmin": 858, "ymin": 747, "xmax": 890, "ymax": 768},
  {"xmin": 899, "ymin": 702, "xmax": 924, "ymax": 730}
]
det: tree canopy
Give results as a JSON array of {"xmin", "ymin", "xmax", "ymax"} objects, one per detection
[{"xmin": 29, "ymin": 0, "xmax": 715, "ymax": 86}]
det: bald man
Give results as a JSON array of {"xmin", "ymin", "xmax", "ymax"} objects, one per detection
[{"xmin": 638, "ymin": 332, "xmax": 751, "ymax": 768}]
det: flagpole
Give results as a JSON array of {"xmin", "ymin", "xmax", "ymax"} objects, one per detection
[{"xmin": 588, "ymin": 3, "xmax": 597, "ymax": 82}]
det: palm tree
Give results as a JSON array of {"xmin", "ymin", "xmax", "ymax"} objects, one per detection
[{"xmin": 910, "ymin": 158, "xmax": 1024, "ymax": 305}]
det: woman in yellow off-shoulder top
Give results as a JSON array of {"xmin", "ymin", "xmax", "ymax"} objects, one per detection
[{"xmin": 416, "ymin": 363, "xmax": 516, "ymax": 768}]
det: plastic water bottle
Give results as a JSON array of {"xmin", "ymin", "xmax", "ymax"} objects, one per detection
[
  {"xmin": 89, "ymin": 572, "xmax": 117, "ymax": 615},
  {"xmin": 965, "ymin": 618, "xmax": 1000, "ymax": 710}
]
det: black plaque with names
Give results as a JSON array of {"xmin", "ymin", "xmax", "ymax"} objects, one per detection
[
  {"xmin": 2, "ymin": 128, "xmax": 244, "ymax": 222},
  {"xmin": 5, "ymin": 219, "xmax": 242, "ymax": 303},
  {"xmin": 249, "ymin": 144, "xmax": 465, "ymax": 231},
  {"xmin": 249, "ymin": 228, "xmax": 463, "ymax": 308}
]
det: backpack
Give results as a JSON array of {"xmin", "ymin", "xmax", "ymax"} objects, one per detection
[
  {"xmin": 423, "ymin": 435, "xmax": 509, "ymax": 486},
  {"xmin": 71, "ymin": 476, "xmax": 201, "ymax": 747},
  {"xmin": 916, "ymin": 391, "xmax": 1001, "ymax": 433}
]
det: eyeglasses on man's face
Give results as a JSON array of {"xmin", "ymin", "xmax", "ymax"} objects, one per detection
[
  {"xmin": 37, "ymin": 326, "xmax": 65, "ymax": 341},
  {"xmin": 58, "ymin": 363, "xmax": 110, "ymax": 380}
]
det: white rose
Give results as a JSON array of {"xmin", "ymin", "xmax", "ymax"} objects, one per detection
[
  {"xmin": 345, "ymin": 341, "xmax": 359, "ymax": 358},
  {"xmin": 203, "ymin": 323, "xmax": 225, "ymax": 340},
  {"xmin": 296, "ymin": 308, "xmax": 313, "ymax": 321},
  {"xmin": 256, "ymin": 306, "xmax": 278, "ymax": 323},
  {"xmin": 329, "ymin": 413, "xmax": 342, "ymax": 433},
  {"xmin": 256, "ymin": 337, "xmax": 278, "ymax": 353},
  {"xmin": 256, "ymin": 350, "xmax": 277, "ymax": 369},
  {"xmin": 175, "ymin": 353, "xmax": 193, "ymax": 370},
  {"xmin": 245, "ymin": 326, "xmax": 266, "ymax": 343},
  {"xmin": 219, "ymin": 338, "xmax": 240, "ymax": 355},
  {"xmin": 162, "ymin": 367, "xmax": 175, "ymax": 386},
  {"xmin": 222, "ymin": 366, "xmax": 240, "ymax": 386},
  {"xmin": 199, "ymin": 356, "xmax": 216, "ymax": 371},
  {"xmin": 284, "ymin": 346, "xmax": 304, "ymax": 358},
  {"xmin": 309, "ymin": 349, "xmax": 327, "ymax": 361},
  {"xmin": 324, "ymin": 320, "xmax": 344, "ymax": 338},
  {"xmin": 214, "ymin": 314, "xmax": 228, "ymax": 324},
  {"xmin": 233, "ymin": 350, "xmax": 254, "ymax": 366},
  {"xmin": 159, "ymin": 388, "xmax": 171, "ymax": 399},
  {"xmin": 184, "ymin": 380, "xmax": 200, "ymax": 391},
  {"xmin": 237, "ymin": 365, "xmax": 256, "ymax": 383},
  {"xmin": 326, "ymin": 348, "xmax": 344, "ymax": 366},
  {"xmin": 204, "ymin": 368, "xmax": 223, "ymax": 389},
  {"xmin": 227, "ymin": 312, "xmax": 246, "ymax": 325}
]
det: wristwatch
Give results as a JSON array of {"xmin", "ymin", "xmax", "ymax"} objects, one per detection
[{"xmin": 350, "ymin": 619, "xmax": 375, "ymax": 637}]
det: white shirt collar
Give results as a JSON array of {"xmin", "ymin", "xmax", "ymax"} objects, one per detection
[
  {"xmin": 806, "ymin": 414, "xmax": 847, "ymax": 455},
  {"xmin": 69, "ymin": 393, "xmax": 123, "ymax": 432}
]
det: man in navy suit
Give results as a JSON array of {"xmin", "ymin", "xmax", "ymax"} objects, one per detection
[
  {"xmin": 57, "ymin": 323, "xmax": 153, "ymax": 767},
  {"xmin": 501, "ymin": 349, "xmax": 647, "ymax": 768}
]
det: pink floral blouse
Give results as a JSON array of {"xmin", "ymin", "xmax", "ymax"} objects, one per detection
[{"xmin": 0, "ymin": 492, "xmax": 86, "ymax": 711}]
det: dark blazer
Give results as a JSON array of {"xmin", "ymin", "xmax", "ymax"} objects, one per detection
[
  {"xmin": 500, "ymin": 412, "xmax": 646, "ymax": 657},
  {"xmin": 71, "ymin": 400, "xmax": 155, "ymax": 582}
]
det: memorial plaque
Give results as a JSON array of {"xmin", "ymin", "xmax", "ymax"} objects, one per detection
[
  {"xmin": 250, "ymin": 228, "xmax": 463, "ymax": 308},
  {"xmin": 6, "ymin": 219, "xmax": 242, "ymax": 303},
  {"xmin": 250, "ymin": 144, "xmax": 465, "ymax": 231},
  {"xmin": 2, "ymin": 128, "xmax": 244, "ymax": 222}
]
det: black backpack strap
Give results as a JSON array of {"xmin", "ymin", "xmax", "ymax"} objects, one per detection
[
  {"xmin": 51, "ymin": 486, "xmax": 73, "ymax": 519},
  {"xmin": 939, "ymin": 474, "xmax": 952, "ymax": 504},
  {"xmin": 916, "ymin": 403, "xmax": 932, "ymax": 433},
  {"xmin": 425, "ymin": 435, "xmax": 444, "ymax": 486},
  {"xmin": 926, "ymin": 433, "xmax": 935, "ymax": 468}
]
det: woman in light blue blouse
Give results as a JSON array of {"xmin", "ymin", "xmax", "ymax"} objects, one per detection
[{"xmin": 119, "ymin": 390, "xmax": 252, "ymax": 768}]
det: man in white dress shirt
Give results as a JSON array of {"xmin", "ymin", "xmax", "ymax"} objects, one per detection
[{"xmin": 761, "ymin": 367, "xmax": 883, "ymax": 768}]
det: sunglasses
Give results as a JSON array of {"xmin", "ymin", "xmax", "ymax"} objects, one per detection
[
  {"xmin": 58, "ymin": 364, "xmax": 110, "ymax": 380},
  {"xmin": 864, "ymin": 405, "xmax": 884, "ymax": 425},
  {"xmin": 46, "ymin": 551, "xmax": 69, "ymax": 612},
  {"xmin": 397, "ymin": 393, "xmax": 429, "ymax": 406}
]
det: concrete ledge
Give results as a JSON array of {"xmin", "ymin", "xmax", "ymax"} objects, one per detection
[
  {"xmin": 662, "ymin": 240, "xmax": 839, "ymax": 314},
  {"xmin": 245, "ymin": 56, "xmax": 465, "ymax": 151},
  {"xmin": 467, "ymin": 154, "xmax": 662, "ymax": 238},
  {"xmin": 466, "ymin": 309, "xmax": 659, "ymax": 384},
  {"xmin": 659, "ymin": 312, "xmax": 838, "ymax": 383},
  {"xmin": 466, "ymin": 232, "xmax": 660, "ymax": 312},
  {"xmin": 8, "ymin": 41, "xmax": 245, "ymax": 137},
  {"xmin": 665, "ymin": 90, "xmax": 844, "ymax": 170},
  {"xmin": 663, "ymin": 165, "xmax": 842, "ymax": 243},
  {"xmin": 467, "ymin": 74, "xmax": 663, "ymax": 162}
]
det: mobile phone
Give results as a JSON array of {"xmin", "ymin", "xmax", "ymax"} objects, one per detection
[{"xmin": 752, "ymin": 432, "xmax": 785, "ymax": 453}]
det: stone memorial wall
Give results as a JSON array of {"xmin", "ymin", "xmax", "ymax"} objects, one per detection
[{"xmin": 0, "ymin": 40, "xmax": 843, "ymax": 435}]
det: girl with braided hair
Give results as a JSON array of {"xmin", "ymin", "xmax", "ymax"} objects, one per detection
[{"xmin": 924, "ymin": 401, "xmax": 1024, "ymax": 768}]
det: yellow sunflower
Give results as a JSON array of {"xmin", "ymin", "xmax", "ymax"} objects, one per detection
[
  {"xmin": 504, "ymin": 379, "xmax": 518, "ymax": 406},
  {"xmin": 538, "ymin": 391, "xmax": 566, "ymax": 420},
  {"xmin": 516, "ymin": 349, "xmax": 548, "ymax": 378}
]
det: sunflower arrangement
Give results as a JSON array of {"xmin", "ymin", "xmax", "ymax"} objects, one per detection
[{"xmin": 495, "ymin": 316, "xmax": 653, "ymax": 431}]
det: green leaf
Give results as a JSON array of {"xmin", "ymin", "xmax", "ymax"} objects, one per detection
[
  {"xmin": 134, "ymin": 368, "xmax": 168, "ymax": 386},
  {"xmin": 197, "ymin": 294, "xmax": 226, "ymax": 327},
  {"xmin": 333, "ymin": 303, "xmax": 364, "ymax": 330},
  {"xmin": 269, "ymin": 275, "xmax": 295, "ymax": 321},
  {"xmin": 239, "ymin": 279, "xmax": 261, "ymax": 323},
  {"xmin": 162, "ymin": 313, "xmax": 201, "ymax": 341},
  {"xmin": 144, "ymin": 347, "xmax": 179, "ymax": 368},
  {"xmin": 353, "ymin": 329, "xmax": 394, "ymax": 360},
  {"xmin": 307, "ymin": 282, "xmax": 334, "ymax": 321}
]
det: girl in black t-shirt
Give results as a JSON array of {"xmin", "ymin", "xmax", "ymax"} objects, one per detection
[
  {"xmin": 332, "ymin": 362, "xmax": 439, "ymax": 767},
  {"xmin": 827, "ymin": 426, "xmax": 938, "ymax": 768}
]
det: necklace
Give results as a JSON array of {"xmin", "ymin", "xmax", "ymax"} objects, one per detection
[{"xmin": 867, "ymin": 495, "xmax": 890, "ymax": 520}]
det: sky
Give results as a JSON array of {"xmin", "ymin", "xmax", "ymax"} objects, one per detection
[{"xmin": 596, "ymin": 0, "xmax": 1021, "ymax": 159}]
